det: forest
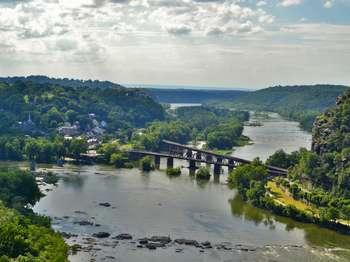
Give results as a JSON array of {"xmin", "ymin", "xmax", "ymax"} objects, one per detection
[
  {"xmin": 0, "ymin": 168, "xmax": 68, "ymax": 261},
  {"xmin": 131, "ymin": 106, "xmax": 249, "ymax": 152},
  {"xmin": 0, "ymin": 79, "xmax": 164, "ymax": 135},
  {"xmin": 147, "ymin": 88, "xmax": 247, "ymax": 104},
  {"xmin": 224, "ymin": 84, "xmax": 350, "ymax": 130}
]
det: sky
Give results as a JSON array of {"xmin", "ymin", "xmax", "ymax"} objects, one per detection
[{"xmin": 0, "ymin": 0, "xmax": 349, "ymax": 89}]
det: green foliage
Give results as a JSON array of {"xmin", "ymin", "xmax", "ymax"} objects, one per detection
[
  {"xmin": 140, "ymin": 156, "xmax": 154, "ymax": 172},
  {"xmin": 110, "ymin": 153, "xmax": 129, "ymax": 168},
  {"xmin": 228, "ymin": 158, "xmax": 268, "ymax": 198},
  {"xmin": 97, "ymin": 141, "xmax": 121, "ymax": 162},
  {"xmin": 0, "ymin": 79, "xmax": 164, "ymax": 135},
  {"xmin": 195, "ymin": 167, "xmax": 211, "ymax": 180},
  {"xmin": 0, "ymin": 137, "xmax": 24, "ymax": 161},
  {"xmin": 266, "ymin": 149, "xmax": 300, "ymax": 169},
  {"xmin": 223, "ymin": 84, "xmax": 349, "ymax": 131},
  {"xmin": 68, "ymin": 138, "xmax": 88, "ymax": 159},
  {"xmin": 133, "ymin": 121, "xmax": 192, "ymax": 151},
  {"xmin": 166, "ymin": 167, "xmax": 181, "ymax": 177},
  {"xmin": 0, "ymin": 168, "xmax": 42, "ymax": 208},
  {"xmin": 281, "ymin": 92, "xmax": 350, "ymax": 198},
  {"xmin": 24, "ymin": 137, "xmax": 66, "ymax": 163},
  {"xmin": 147, "ymin": 88, "xmax": 246, "ymax": 104},
  {"xmin": 0, "ymin": 204, "xmax": 68, "ymax": 261},
  {"xmin": 0, "ymin": 135, "xmax": 91, "ymax": 163},
  {"xmin": 0, "ymin": 166, "xmax": 68, "ymax": 261},
  {"xmin": 206, "ymin": 121, "xmax": 243, "ymax": 149},
  {"xmin": 133, "ymin": 106, "xmax": 247, "ymax": 151}
]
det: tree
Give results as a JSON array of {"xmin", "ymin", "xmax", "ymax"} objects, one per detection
[
  {"xmin": 319, "ymin": 207, "xmax": 339, "ymax": 223},
  {"xmin": 110, "ymin": 153, "xmax": 128, "ymax": 168},
  {"xmin": 24, "ymin": 139, "xmax": 40, "ymax": 161},
  {"xmin": 166, "ymin": 167, "xmax": 181, "ymax": 177},
  {"xmin": 68, "ymin": 138, "xmax": 88, "ymax": 159},
  {"xmin": 266, "ymin": 149, "xmax": 293, "ymax": 169},
  {"xmin": 140, "ymin": 156, "xmax": 154, "ymax": 172},
  {"xmin": 196, "ymin": 167, "xmax": 211, "ymax": 180}
]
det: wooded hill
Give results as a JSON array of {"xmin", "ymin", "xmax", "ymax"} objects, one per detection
[
  {"xmin": 219, "ymin": 85, "xmax": 350, "ymax": 130},
  {"xmin": 310, "ymin": 90, "xmax": 350, "ymax": 197},
  {"xmin": 0, "ymin": 77, "xmax": 165, "ymax": 135},
  {"xmin": 147, "ymin": 88, "xmax": 247, "ymax": 104}
]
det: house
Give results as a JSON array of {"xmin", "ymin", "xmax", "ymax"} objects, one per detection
[{"xmin": 58, "ymin": 122, "xmax": 80, "ymax": 136}]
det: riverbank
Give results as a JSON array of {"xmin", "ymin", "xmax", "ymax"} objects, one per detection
[{"xmin": 0, "ymin": 167, "xmax": 69, "ymax": 261}]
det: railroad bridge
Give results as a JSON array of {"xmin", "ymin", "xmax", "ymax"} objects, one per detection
[{"xmin": 129, "ymin": 140, "xmax": 287, "ymax": 177}]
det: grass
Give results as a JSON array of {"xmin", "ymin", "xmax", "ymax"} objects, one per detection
[
  {"xmin": 268, "ymin": 181, "xmax": 350, "ymax": 226},
  {"xmin": 267, "ymin": 181, "xmax": 317, "ymax": 215}
]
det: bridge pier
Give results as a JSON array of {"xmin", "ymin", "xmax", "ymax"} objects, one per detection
[
  {"xmin": 189, "ymin": 160, "xmax": 196, "ymax": 169},
  {"xmin": 154, "ymin": 155, "xmax": 161, "ymax": 169},
  {"xmin": 167, "ymin": 157, "xmax": 174, "ymax": 169},
  {"xmin": 214, "ymin": 164, "xmax": 221, "ymax": 176},
  {"xmin": 189, "ymin": 160, "xmax": 197, "ymax": 176}
]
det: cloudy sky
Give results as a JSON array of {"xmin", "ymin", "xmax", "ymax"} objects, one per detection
[{"xmin": 0, "ymin": 0, "xmax": 349, "ymax": 89}]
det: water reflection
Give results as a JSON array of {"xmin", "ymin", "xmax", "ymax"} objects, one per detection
[
  {"xmin": 229, "ymin": 194, "xmax": 350, "ymax": 254},
  {"xmin": 61, "ymin": 173, "xmax": 86, "ymax": 191},
  {"xmin": 229, "ymin": 194, "xmax": 275, "ymax": 229}
]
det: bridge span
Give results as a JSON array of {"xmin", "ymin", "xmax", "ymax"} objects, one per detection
[{"xmin": 129, "ymin": 140, "xmax": 287, "ymax": 177}]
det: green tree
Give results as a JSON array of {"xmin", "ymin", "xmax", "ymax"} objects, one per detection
[
  {"xmin": 166, "ymin": 167, "xmax": 182, "ymax": 177},
  {"xmin": 196, "ymin": 167, "xmax": 211, "ymax": 180},
  {"xmin": 68, "ymin": 138, "xmax": 88, "ymax": 159},
  {"xmin": 140, "ymin": 156, "xmax": 154, "ymax": 172}
]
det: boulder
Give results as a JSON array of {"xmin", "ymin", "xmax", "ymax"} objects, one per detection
[
  {"xmin": 92, "ymin": 232, "xmax": 110, "ymax": 238},
  {"xmin": 114, "ymin": 233, "xmax": 133, "ymax": 240},
  {"xmin": 99, "ymin": 202, "xmax": 111, "ymax": 207}
]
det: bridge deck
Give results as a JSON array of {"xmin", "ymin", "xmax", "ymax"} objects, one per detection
[
  {"xmin": 162, "ymin": 140, "xmax": 287, "ymax": 174},
  {"xmin": 129, "ymin": 149, "xmax": 287, "ymax": 176},
  {"xmin": 129, "ymin": 150, "xmax": 234, "ymax": 167}
]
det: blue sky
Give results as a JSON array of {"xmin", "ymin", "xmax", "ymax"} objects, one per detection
[{"xmin": 0, "ymin": 0, "xmax": 349, "ymax": 89}]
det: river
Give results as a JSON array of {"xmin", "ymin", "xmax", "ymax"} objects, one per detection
[{"xmin": 29, "ymin": 112, "xmax": 350, "ymax": 262}]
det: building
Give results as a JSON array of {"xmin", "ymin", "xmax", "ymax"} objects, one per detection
[{"xmin": 58, "ymin": 122, "xmax": 80, "ymax": 136}]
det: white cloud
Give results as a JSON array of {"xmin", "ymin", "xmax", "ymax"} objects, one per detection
[
  {"xmin": 279, "ymin": 0, "xmax": 302, "ymax": 7},
  {"xmin": 0, "ymin": 0, "xmax": 349, "ymax": 88},
  {"xmin": 323, "ymin": 0, "xmax": 334, "ymax": 8},
  {"xmin": 256, "ymin": 1, "xmax": 267, "ymax": 7}
]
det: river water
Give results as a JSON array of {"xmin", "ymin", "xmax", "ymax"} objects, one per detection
[{"xmin": 30, "ymin": 112, "xmax": 350, "ymax": 262}]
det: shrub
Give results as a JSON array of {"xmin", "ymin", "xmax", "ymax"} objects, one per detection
[
  {"xmin": 196, "ymin": 167, "xmax": 211, "ymax": 180},
  {"xmin": 140, "ymin": 156, "xmax": 154, "ymax": 172},
  {"xmin": 110, "ymin": 153, "xmax": 128, "ymax": 168},
  {"xmin": 166, "ymin": 167, "xmax": 181, "ymax": 177}
]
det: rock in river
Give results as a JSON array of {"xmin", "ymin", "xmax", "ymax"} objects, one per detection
[
  {"xmin": 99, "ymin": 202, "xmax": 111, "ymax": 207},
  {"xmin": 114, "ymin": 233, "xmax": 133, "ymax": 240},
  {"xmin": 92, "ymin": 232, "xmax": 111, "ymax": 238},
  {"xmin": 149, "ymin": 236, "xmax": 172, "ymax": 244}
]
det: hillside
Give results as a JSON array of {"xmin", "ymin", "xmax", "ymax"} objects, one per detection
[
  {"xmin": 230, "ymin": 85, "xmax": 350, "ymax": 130},
  {"xmin": 147, "ymin": 88, "xmax": 247, "ymax": 104},
  {"xmin": 310, "ymin": 91, "xmax": 350, "ymax": 197},
  {"xmin": 285, "ymin": 90, "xmax": 350, "ymax": 197},
  {"xmin": 0, "ymin": 78, "xmax": 165, "ymax": 136},
  {"xmin": 0, "ymin": 75, "xmax": 124, "ymax": 89},
  {"xmin": 312, "ymin": 91, "xmax": 350, "ymax": 155}
]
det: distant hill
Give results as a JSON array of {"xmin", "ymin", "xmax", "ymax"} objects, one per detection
[
  {"xmin": 0, "ymin": 75, "xmax": 124, "ymax": 89},
  {"xmin": 232, "ymin": 85, "xmax": 350, "ymax": 112},
  {"xmin": 0, "ymin": 77, "xmax": 164, "ymax": 135},
  {"xmin": 146, "ymin": 88, "xmax": 247, "ymax": 104},
  {"xmin": 228, "ymin": 85, "xmax": 350, "ymax": 131}
]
